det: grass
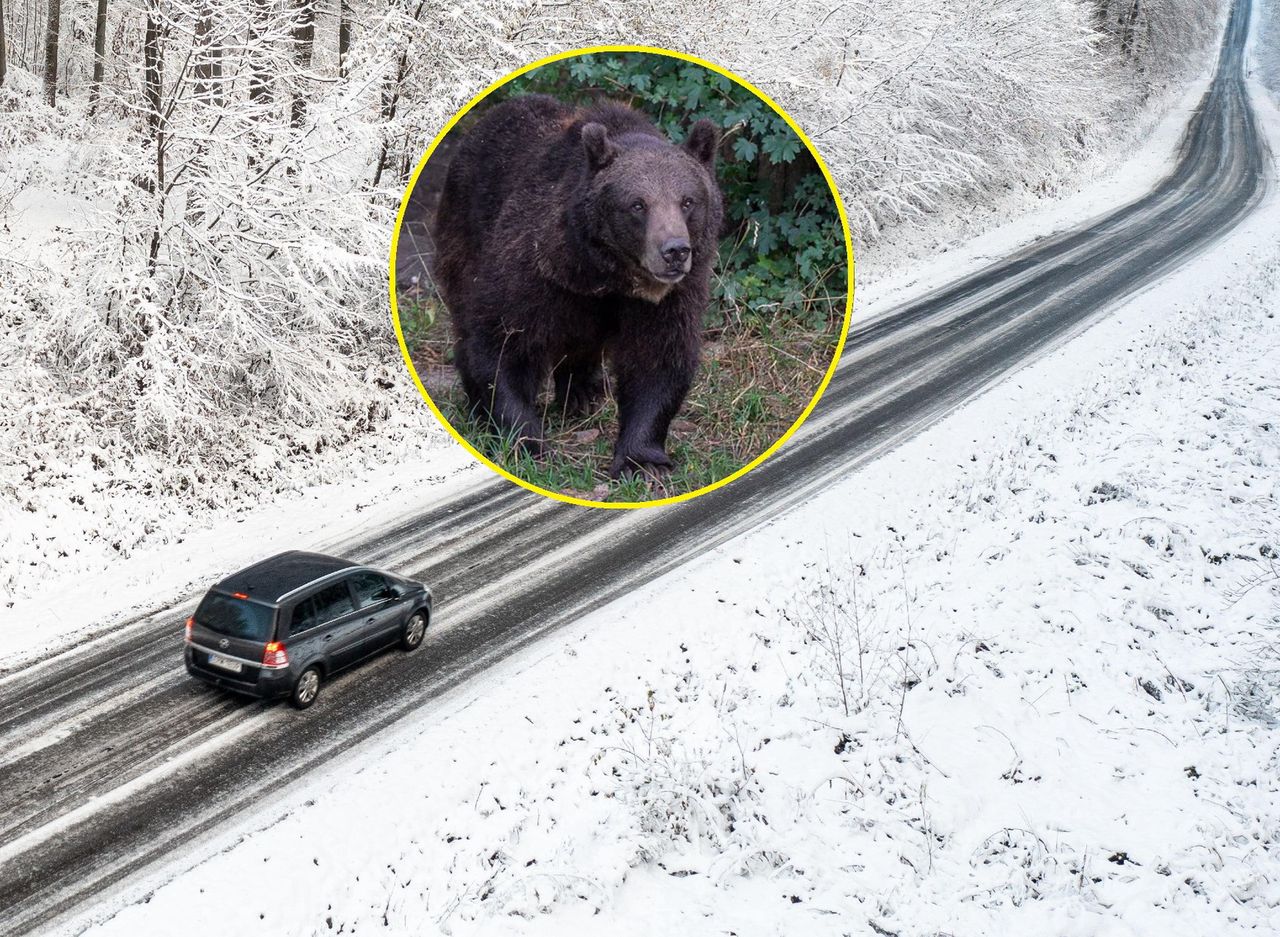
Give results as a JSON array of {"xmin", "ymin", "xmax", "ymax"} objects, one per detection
[{"xmin": 396, "ymin": 276, "xmax": 846, "ymax": 503}]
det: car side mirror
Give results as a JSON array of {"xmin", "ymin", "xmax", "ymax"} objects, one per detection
[{"xmin": 375, "ymin": 586, "xmax": 400, "ymax": 600}]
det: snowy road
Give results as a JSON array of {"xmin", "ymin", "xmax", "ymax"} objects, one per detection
[{"xmin": 0, "ymin": 2, "xmax": 1268, "ymax": 932}]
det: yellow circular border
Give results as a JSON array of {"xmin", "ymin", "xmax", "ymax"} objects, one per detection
[{"xmin": 389, "ymin": 44, "xmax": 855, "ymax": 510}]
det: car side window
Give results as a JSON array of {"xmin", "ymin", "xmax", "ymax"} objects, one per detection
[
  {"xmin": 290, "ymin": 597, "xmax": 318, "ymax": 636},
  {"xmin": 310, "ymin": 582, "xmax": 355, "ymax": 625},
  {"xmin": 347, "ymin": 571, "xmax": 391, "ymax": 609}
]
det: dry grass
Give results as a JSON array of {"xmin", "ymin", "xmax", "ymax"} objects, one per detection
[{"xmin": 397, "ymin": 283, "xmax": 846, "ymax": 502}]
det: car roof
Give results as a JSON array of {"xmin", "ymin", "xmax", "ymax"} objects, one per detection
[{"xmin": 211, "ymin": 551, "xmax": 360, "ymax": 604}]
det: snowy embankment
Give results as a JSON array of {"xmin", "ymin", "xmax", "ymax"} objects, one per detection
[
  {"xmin": 75, "ymin": 68, "xmax": 1280, "ymax": 937},
  {"xmin": 0, "ymin": 0, "xmax": 1226, "ymax": 608}
]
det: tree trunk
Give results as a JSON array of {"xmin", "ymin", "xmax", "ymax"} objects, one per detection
[
  {"xmin": 0, "ymin": 0, "xmax": 8, "ymax": 87},
  {"xmin": 247, "ymin": 0, "xmax": 270, "ymax": 170},
  {"xmin": 22, "ymin": 0, "xmax": 32, "ymax": 71},
  {"xmin": 290, "ymin": 0, "xmax": 314, "ymax": 129},
  {"xmin": 43, "ymin": 0, "xmax": 60, "ymax": 105},
  {"xmin": 143, "ymin": 6, "xmax": 161, "ymax": 132},
  {"xmin": 337, "ymin": 0, "xmax": 350, "ymax": 78},
  {"xmin": 186, "ymin": 0, "xmax": 221, "ymax": 224},
  {"xmin": 371, "ymin": 0, "xmax": 424, "ymax": 189},
  {"xmin": 247, "ymin": 0, "xmax": 270, "ymax": 108},
  {"xmin": 193, "ymin": 0, "xmax": 221, "ymax": 107},
  {"xmin": 143, "ymin": 0, "xmax": 164, "ymax": 270},
  {"xmin": 1120, "ymin": 0, "xmax": 1140, "ymax": 56},
  {"xmin": 87, "ymin": 0, "xmax": 108, "ymax": 112}
]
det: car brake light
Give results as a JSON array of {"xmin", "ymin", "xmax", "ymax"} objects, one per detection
[
  {"xmin": 185, "ymin": 616, "xmax": 194, "ymax": 641},
  {"xmin": 263, "ymin": 641, "xmax": 289, "ymax": 669},
  {"xmin": 231, "ymin": 592, "xmax": 249, "ymax": 599}
]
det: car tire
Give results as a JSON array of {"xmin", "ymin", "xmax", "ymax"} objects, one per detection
[
  {"xmin": 290, "ymin": 666, "xmax": 322, "ymax": 710},
  {"xmin": 401, "ymin": 611, "xmax": 428, "ymax": 651}
]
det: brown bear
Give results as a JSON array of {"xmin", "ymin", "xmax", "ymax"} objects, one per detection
[{"xmin": 431, "ymin": 93, "xmax": 723, "ymax": 479}]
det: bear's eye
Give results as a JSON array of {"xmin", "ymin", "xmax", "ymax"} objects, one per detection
[
  {"xmin": 681, "ymin": 197, "xmax": 696, "ymax": 211},
  {"xmin": 629, "ymin": 200, "xmax": 646, "ymax": 213}
]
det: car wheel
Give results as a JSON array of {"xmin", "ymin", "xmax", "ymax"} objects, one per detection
[
  {"xmin": 290, "ymin": 666, "xmax": 322, "ymax": 709},
  {"xmin": 401, "ymin": 611, "xmax": 427, "ymax": 651}
]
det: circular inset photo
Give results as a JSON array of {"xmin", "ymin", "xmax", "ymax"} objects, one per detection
[{"xmin": 391, "ymin": 47, "xmax": 853, "ymax": 507}]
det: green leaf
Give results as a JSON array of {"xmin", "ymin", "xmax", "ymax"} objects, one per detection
[
  {"xmin": 761, "ymin": 133, "xmax": 803, "ymax": 164},
  {"xmin": 732, "ymin": 136, "xmax": 758, "ymax": 162}
]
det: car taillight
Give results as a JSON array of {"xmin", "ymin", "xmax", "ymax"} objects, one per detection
[
  {"xmin": 263, "ymin": 641, "xmax": 289, "ymax": 669},
  {"xmin": 185, "ymin": 616, "xmax": 194, "ymax": 641}
]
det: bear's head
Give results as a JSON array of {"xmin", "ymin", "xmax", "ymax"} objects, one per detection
[{"xmin": 578, "ymin": 120, "xmax": 722, "ymax": 304}]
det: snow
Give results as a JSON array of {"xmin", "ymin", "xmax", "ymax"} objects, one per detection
[
  {"xmin": 60, "ymin": 11, "xmax": 1280, "ymax": 934},
  {"xmin": 3, "ymin": 3, "xmax": 1278, "ymax": 934},
  {"xmin": 1259, "ymin": 0, "xmax": 1280, "ymax": 94}
]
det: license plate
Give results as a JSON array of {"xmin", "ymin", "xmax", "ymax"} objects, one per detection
[{"xmin": 208, "ymin": 654, "xmax": 243, "ymax": 673}]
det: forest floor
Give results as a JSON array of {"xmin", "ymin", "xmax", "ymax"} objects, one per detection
[{"xmin": 401, "ymin": 289, "xmax": 845, "ymax": 504}]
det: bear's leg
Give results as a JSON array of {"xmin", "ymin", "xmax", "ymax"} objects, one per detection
[
  {"xmin": 609, "ymin": 294, "xmax": 702, "ymax": 479},
  {"xmin": 608, "ymin": 316, "xmax": 698, "ymax": 479},
  {"xmin": 479, "ymin": 343, "xmax": 547, "ymax": 457},
  {"xmin": 552, "ymin": 353, "xmax": 605, "ymax": 418},
  {"xmin": 610, "ymin": 372, "xmax": 690, "ymax": 477},
  {"xmin": 450, "ymin": 339, "xmax": 486, "ymax": 413}
]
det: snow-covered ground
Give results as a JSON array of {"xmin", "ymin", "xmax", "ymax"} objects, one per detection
[
  {"xmin": 0, "ymin": 432, "xmax": 480, "ymax": 668},
  {"xmin": 62, "ymin": 13, "xmax": 1280, "ymax": 935}
]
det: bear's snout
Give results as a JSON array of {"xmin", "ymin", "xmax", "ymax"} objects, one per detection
[
  {"xmin": 660, "ymin": 238, "xmax": 691, "ymax": 266},
  {"xmin": 644, "ymin": 210, "xmax": 693, "ymax": 283},
  {"xmin": 656, "ymin": 237, "xmax": 692, "ymax": 281}
]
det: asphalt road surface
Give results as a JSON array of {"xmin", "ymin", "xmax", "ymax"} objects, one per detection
[{"xmin": 0, "ymin": 2, "xmax": 1267, "ymax": 932}]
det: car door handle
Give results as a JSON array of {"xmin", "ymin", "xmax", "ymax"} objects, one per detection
[
  {"xmin": 365, "ymin": 616, "xmax": 376, "ymax": 624},
  {"xmin": 322, "ymin": 634, "xmax": 334, "ymax": 642}
]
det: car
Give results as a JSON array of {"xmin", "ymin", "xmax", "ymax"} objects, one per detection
[{"xmin": 184, "ymin": 551, "xmax": 432, "ymax": 709}]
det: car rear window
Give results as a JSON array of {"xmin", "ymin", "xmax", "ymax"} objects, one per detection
[{"xmin": 196, "ymin": 593, "xmax": 276, "ymax": 641}]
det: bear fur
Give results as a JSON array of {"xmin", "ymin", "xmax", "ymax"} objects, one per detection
[{"xmin": 431, "ymin": 93, "xmax": 723, "ymax": 479}]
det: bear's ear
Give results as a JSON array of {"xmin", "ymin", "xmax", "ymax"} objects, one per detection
[
  {"xmin": 684, "ymin": 120, "xmax": 718, "ymax": 168},
  {"xmin": 581, "ymin": 123, "xmax": 618, "ymax": 172}
]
